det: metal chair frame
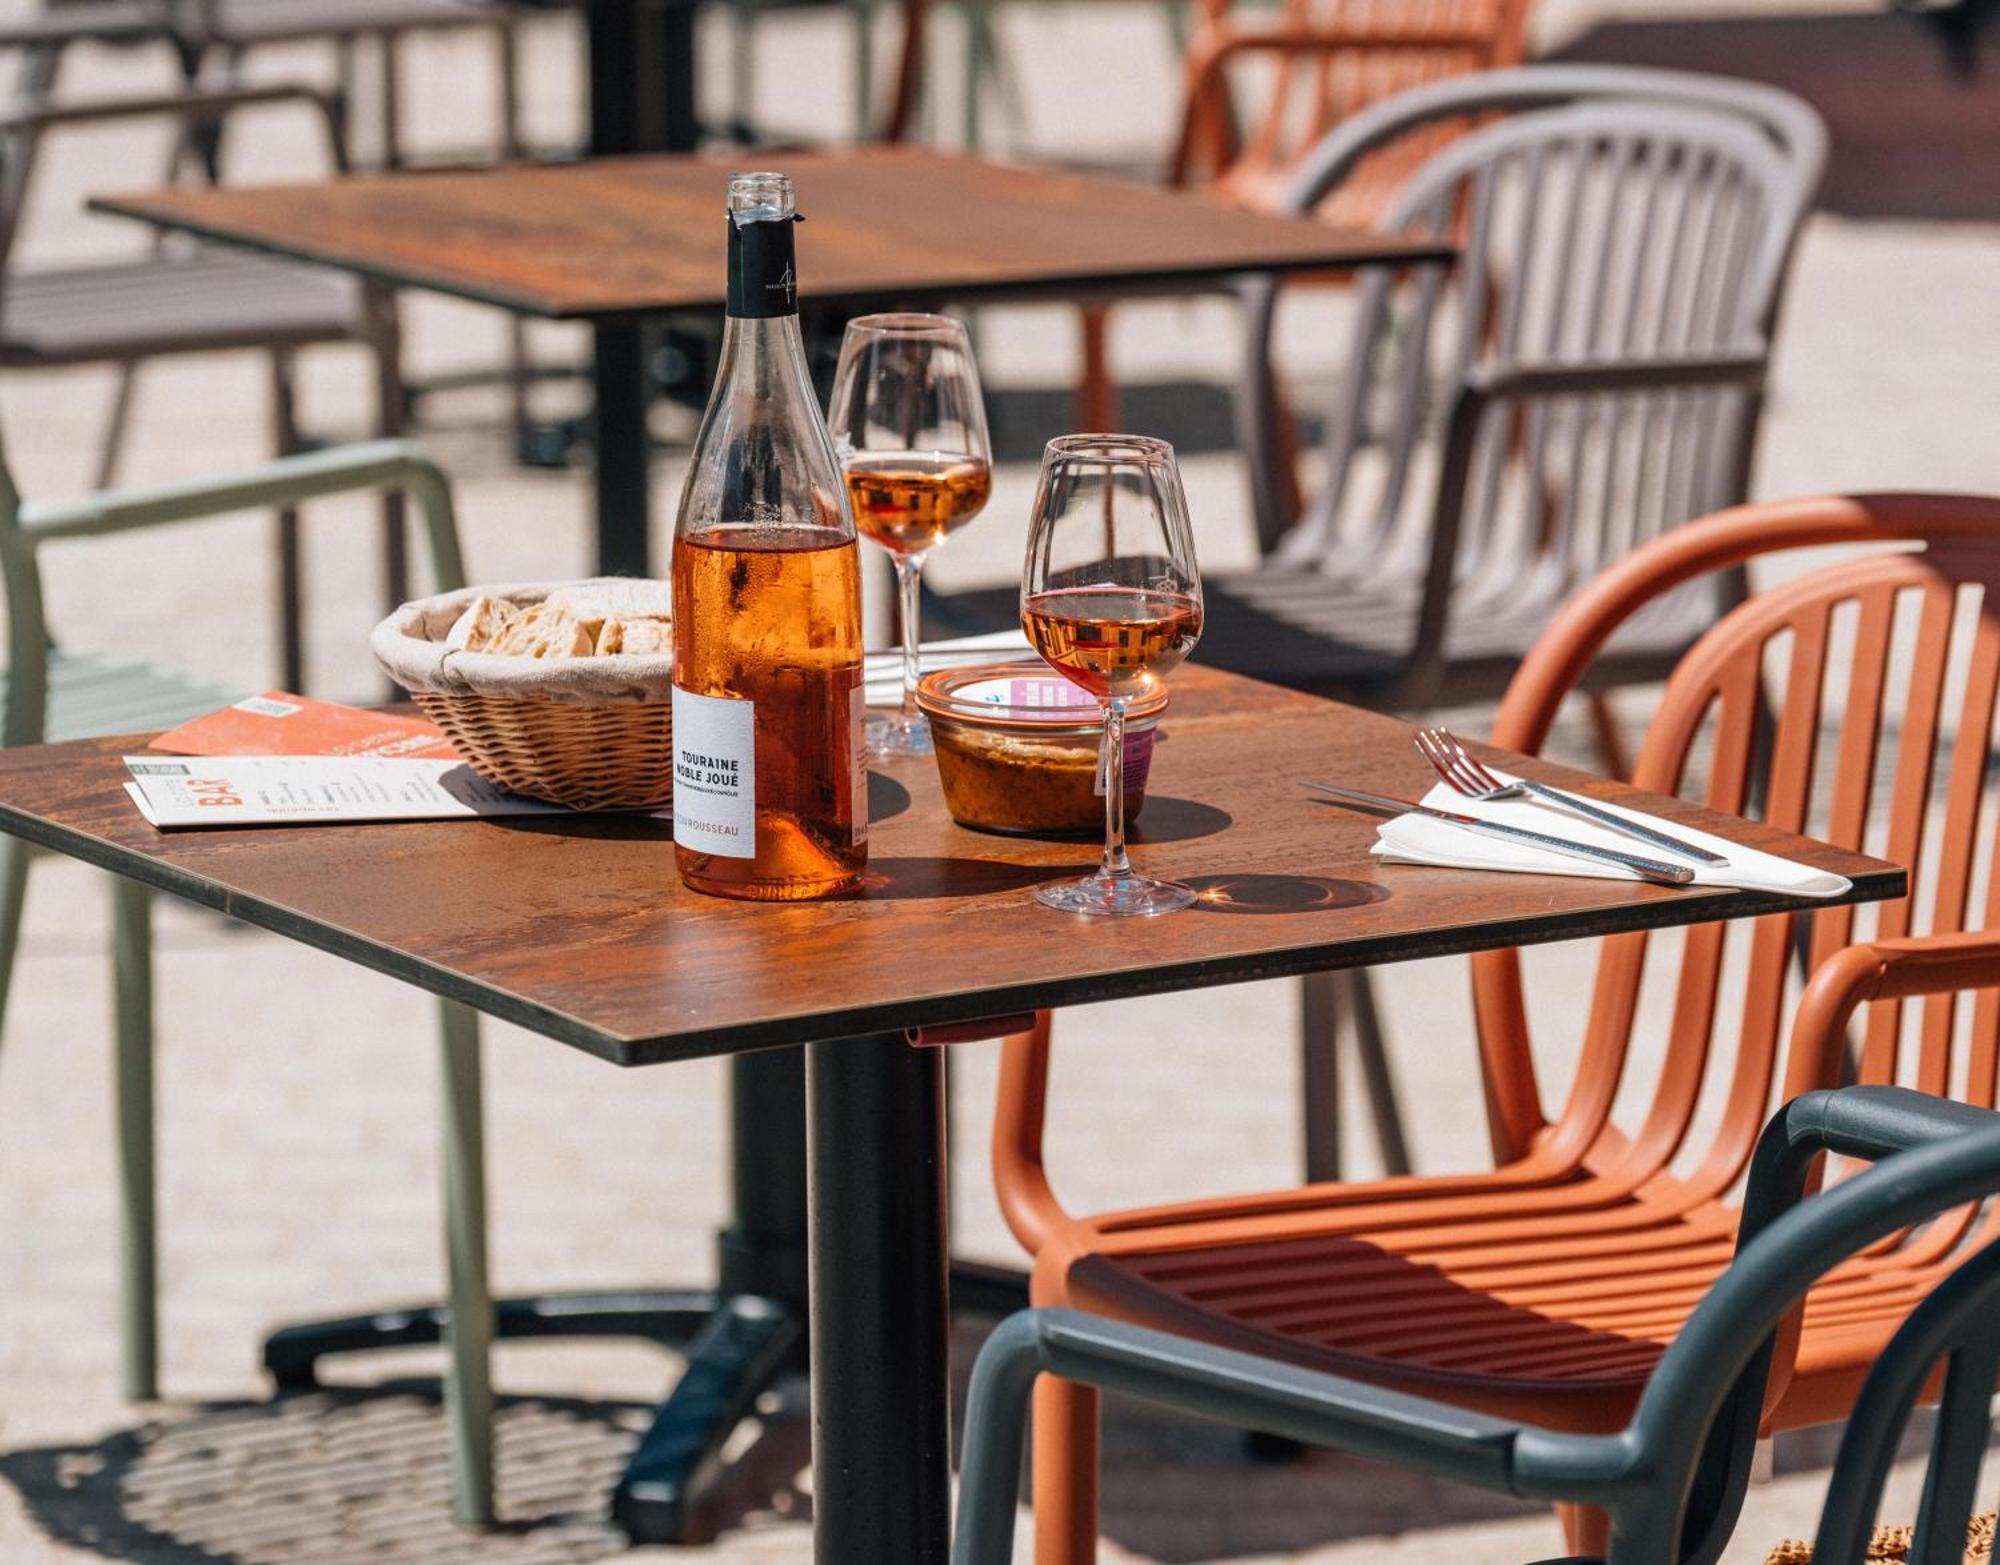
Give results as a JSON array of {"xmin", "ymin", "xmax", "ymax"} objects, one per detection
[
  {"xmin": 0, "ymin": 76, "xmax": 407, "ymax": 694},
  {"xmin": 1208, "ymin": 74, "xmax": 1825, "ymax": 713},
  {"xmin": 957, "ymin": 1085, "xmax": 2000, "ymax": 1565},
  {"xmin": 0, "ymin": 433, "xmax": 499, "ymax": 1524},
  {"xmin": 1236, "ymin": 63, "xmax": 1829, "ymax": 560}
]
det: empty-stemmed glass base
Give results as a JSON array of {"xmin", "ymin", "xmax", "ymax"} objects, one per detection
[
  {"xmin": 1034, "ymin": 871, "xmax": 1198, "ymax": 917},
  {"xmin": 867, "ymin": 709, "xmax": 935, "ymax": 760}
]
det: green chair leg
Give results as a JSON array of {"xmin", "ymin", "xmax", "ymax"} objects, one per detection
[
  {"xmin": 111, "ymin": 874, "xmax": 157, "ymax": 1402},
  {"xmin": 0, "ymin": 834, "xmax": 32, "ymax": 1035},
  {"xmin": 962, "ymin": 0, "xmax": 990, "ymax": 150},
  {"xmin": 851, "ymin": 0, "xmax": 877, "ymax": 141},
  {"xmin": 439, "ymin": 998, "xmax": 495, "ymax": 1525}
]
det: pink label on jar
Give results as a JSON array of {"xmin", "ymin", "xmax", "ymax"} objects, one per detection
[{"xmin": 957, "ymin": 675, "xmax": 1097, "ymax": 713}]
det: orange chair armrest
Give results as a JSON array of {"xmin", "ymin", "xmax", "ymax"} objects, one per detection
[{"xmin": 1788, "ymin": 931, "xmax": 2000, "ymax": 1095}]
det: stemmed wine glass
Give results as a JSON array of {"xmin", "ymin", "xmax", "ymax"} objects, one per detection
[
  {"xmin": 1021, "ymin": 435, "xmax": 1204, "ymax": 916},
  {"xmin": 827, "ymin": 313, "xmax": 993, "ymax": 759}
]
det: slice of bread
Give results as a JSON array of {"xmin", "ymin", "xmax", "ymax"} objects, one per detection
[
  {"xmin": 489, "ymin": 602, "xmax": 596, "ymax": 658},
  {"xmin": 446, "ymin": 594, "xmax": 522, "ymax": 652},
  {"xmin": 595, "ymin": 615, "xmax": 673, "ymax": 656}
]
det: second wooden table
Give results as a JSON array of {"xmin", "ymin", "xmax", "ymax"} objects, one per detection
[{"xmin": 91, "ymin": 146, "xmax": 1451, "ymax": 574}]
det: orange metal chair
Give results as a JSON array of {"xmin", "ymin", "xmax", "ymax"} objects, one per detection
[
  {"xmin": 1075, "ymin": 0, "xmax": 1529, "ymax": 427},
  {"xmin": 1171, "ymin": 0, "xmax": 1530, "ymax": 220},
  {"xmin": 993, "ymin": 492, "xmax": 2000, "ymax": 1563}
]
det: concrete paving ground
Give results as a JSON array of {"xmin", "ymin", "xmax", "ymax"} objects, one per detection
[{"xmin": 0, "ymin": 4, "xmax": 1998, "ymax": 1562}]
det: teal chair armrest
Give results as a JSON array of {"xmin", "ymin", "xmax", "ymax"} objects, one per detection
[{"xmin": 952, "ymin": 1307, "xmax": 1530, "ymax": 1565}]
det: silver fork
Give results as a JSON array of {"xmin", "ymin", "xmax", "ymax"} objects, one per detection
[{"xmin": 1413, "ymin": 728, "xmax": 1728, "ymax": 867}]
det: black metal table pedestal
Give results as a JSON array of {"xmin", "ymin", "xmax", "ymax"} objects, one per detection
[
  {"xmin": 586, "ymin": 0, "xmax": 698, "ymax": 579},
  {"xmin": 591, "ymin": 322, "xmax": 653, "ymax": 577},
  {"xmin": 808, "ymin": 1033, "xmax": 953, "ymax": 1565}
]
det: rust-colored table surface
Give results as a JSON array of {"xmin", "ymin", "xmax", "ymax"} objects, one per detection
[
  {"xmin": 89, "ymin": 146, "xmax": 1452, "ymax": 321},
  {"xmin": 0, "ymin": 668, "xmax": 1900, "ymax": 1065}
]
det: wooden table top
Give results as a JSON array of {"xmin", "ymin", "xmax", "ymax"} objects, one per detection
[
  {"xmin": 0, "ymin": 669, "xmax": 1900, "ymax": 1067},
  {"xmin": 89, "ymin": 147, "xmax": 1452, "ymax": 321}
]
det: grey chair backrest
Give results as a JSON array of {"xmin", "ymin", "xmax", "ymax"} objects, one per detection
[
  {"xmin": 952, "ymin": 1086, "xmax": 2000, "ymax": 1565},
  {"xmin": 1240, "ymin": 66, "xmax": 1828, "ymax": 587}
]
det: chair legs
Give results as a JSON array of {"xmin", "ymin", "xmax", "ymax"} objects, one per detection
[
  {"xmin": 0, "ymin": 834, "xmax": 32, "ymax": 1037},
  {"xmin": 111, "ymin": 875, "xmax": 158, "ymax": 1403},
  {"xmin": 1559, "ymin": 1501, "xmax": 1611, "ymax": 1554},
  {"xmin": 269, "ymin": 349, "xmax": 306, "ymax": 694},
  {"xmin": 1299, "ymin": 968, "xmax": 1412, "ymax": 1185},
  {"xmin": 101, "ymin": 868, "xmax": 495, "ymax": 1525},
  {"xmin": 94, "ymin": 359, "xmax": 141, "ymax": 493},
  {"xmin": 1585, "ymin": 690, "xmax": 1631, "ymax": 782},
  {"xmin": 368, "ymin": 288, "xmax": 411, "ymax": 615},
  {"xmin": 1032, "ymin": 1374, "xmax": 1101, "ymax": 1565},
  {"xmin": 1076, "ymin": 306, "xmax": 1119, "ymax": 433},
  {"xmin": 437, "ymin": 998, "xmax": 496, "ymax": 1526}
]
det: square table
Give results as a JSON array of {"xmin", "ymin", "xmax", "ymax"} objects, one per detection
[
  {"xmin": 0, "ymin": 667, "xmax": 1900, "ymax": 1563},
  {"xmin": 89, "ymin": 146, "xmax": 1453, "ymax": 576}
]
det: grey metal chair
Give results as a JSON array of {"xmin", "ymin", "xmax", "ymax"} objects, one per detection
[
  {"xmin": 955, "ymin": 1085, "xmax": 2000, "ymax": 1565},
  {"xmin": 43, "ymin": 0, "xmax": 523, "ymax": 169},
  {"xmin": 0, "ymin": 78, "xmax": 406, "ymax": 695},
  {"xmin": 929, "ymin": 66, "xmax": 1830, "ymax": 1187},
  {"xmin": 1211, "ymin": 65, "xmax": 1827, "ymax": 719},
  {"xmin": 0, "ymin": 432, "xmax": 498, "ymax": 1524},
  {"xmin": 1237, "ymin": 64, "xmax": 1830, "ymax": 1185}
]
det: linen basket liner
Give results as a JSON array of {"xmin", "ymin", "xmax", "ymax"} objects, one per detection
[
  {"xmin": 1765, "ymin": 1511, "xmax": 1995, "ymax": 1565},
  {"xmin": 371, "ymin": 578, "xmax": 672, "ymax": 705}
]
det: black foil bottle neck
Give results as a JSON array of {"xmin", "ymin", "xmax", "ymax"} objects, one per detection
[{"xmin": 726, "ymin": 214, "xmax": 801, "ymax": 319}]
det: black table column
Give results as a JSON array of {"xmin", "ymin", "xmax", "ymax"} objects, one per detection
[
  {"xmin": 808, "ymin": 1033, "xmax": 953, "ymax": 1565},
  {"xmin": 587, "ymin": 0, "xmax": 698, "ymax": 577}
]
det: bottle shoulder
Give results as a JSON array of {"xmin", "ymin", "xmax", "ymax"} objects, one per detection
[{"xmin": 674, "ymin": 318, "xmax": 855, "ymax": 542}]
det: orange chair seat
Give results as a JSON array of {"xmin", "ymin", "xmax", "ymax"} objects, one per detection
[{"xmin": 1044, "ymin": 1170, "xmax": 1978, "ymax": 1432}]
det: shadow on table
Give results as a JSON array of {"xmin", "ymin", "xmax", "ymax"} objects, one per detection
[
  {"xmin": 0, "ymin": 1382, "xmax": 807, "ymax": 1564},
  {"xmin": 1183, "ymin": 873, "xmax": 1390, "ymax": 915},
  {"xmin": 852, "ymin": 854, "xmax": 1093, "ymax": 899},
  {"xmin": 1127, "ymin": 796, "xmax": 1233, "ymax": 844}
]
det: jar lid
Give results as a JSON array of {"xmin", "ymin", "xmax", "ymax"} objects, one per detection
[{"xmin": 915, "ymin": 660, "xmax": 1167, "ymax": 729}]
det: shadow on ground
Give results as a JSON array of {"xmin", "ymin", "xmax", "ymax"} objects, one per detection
[
  {"xmin": 0, "ymin": 1383, "xmax": 808, "ymax": 1564},
  {"xmin": 2, "ymin": 1322, "xmax": 1914, "ymax": 1564},
  {"xmin": 1086, "ymin": 1388, "xmax": 1550, "ymax": 1562}
]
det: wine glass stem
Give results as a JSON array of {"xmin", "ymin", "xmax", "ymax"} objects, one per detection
[
  {"xmin": 895, "ymin": 552, "xmax": 924, "ymax": 728},
  {"xmin": 1098, "ymin": 696, "xmax": 1131, "ymax": 881}
]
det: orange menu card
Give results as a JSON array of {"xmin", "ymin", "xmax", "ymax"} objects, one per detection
[{"xmin": 149, "ymin": 693, "xmax": 460, "ymax": 761}]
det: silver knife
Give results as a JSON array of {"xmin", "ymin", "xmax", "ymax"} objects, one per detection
[
  {"xmin": 1307, "ymin": 781, "xmax": 1696, "ymax": 886},
  {"xmin": 1498, "ymin": 777, "xmax": 1729, "ymax": 867}
]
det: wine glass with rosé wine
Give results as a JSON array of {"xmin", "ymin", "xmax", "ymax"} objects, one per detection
[
  {"xmin": 1020, "ymin": 434, "xmax": 1204, "ymax": 916},
  {"xmin": 826, "ymin": 312, "xmax": 993, "ymax": 760}
]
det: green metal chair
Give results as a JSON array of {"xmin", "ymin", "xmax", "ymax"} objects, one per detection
[
  {"xmin": 955, "ymin": 1085, "xmax": 2000, "ymax": 1565},
  {"xmin": 0, "ymin": 433, "xmax": 497, "ymax": 1523}
]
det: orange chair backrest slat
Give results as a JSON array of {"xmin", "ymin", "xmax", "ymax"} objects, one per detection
[
  {"xmin": 1172, "ymin": 0, "xmax": 1532, "ymax": 225},
  {"xmin": 993, "ymin": 498, "xmax": 2000, "ymax": 1264},
  {"xmin": 1474, "ymin": 500, "xmax": 2000, "ymax": 1214}
]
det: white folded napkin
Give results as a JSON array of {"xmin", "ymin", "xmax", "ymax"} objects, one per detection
[
  {"xmin": 863, "ymin": 629, "xmax": 1034, "ymax": 707},
  {"xmin": 1372, "ymin": 768, "xmax": 1852, "ymax": 898}
]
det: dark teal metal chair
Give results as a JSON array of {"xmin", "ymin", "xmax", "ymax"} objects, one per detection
[{"xmin": 956, "ymin": 1085, "xmax": 2000, "ymax": 1565}]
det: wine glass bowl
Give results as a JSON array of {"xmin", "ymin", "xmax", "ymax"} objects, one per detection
[
  {"xmin": 1021, "ymin": 435, "xmax": 1204, "ymax": 916},
  {"xmin": 827, "ymin": 312, "xmax": 993, "ymax": 759},
  {"xmin": 1021, "ymin": 581, "xmax": 1202, "ymax": 702}
]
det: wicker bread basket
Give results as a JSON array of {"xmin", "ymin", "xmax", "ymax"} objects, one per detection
[{"xmin": 371, "ymin": 580, "xmax": 673, "ymax": 811}]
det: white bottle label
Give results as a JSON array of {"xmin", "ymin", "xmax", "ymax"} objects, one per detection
[{"xmin": 672, "ymin": 686, "xmax": 756, "ymax": 859}]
